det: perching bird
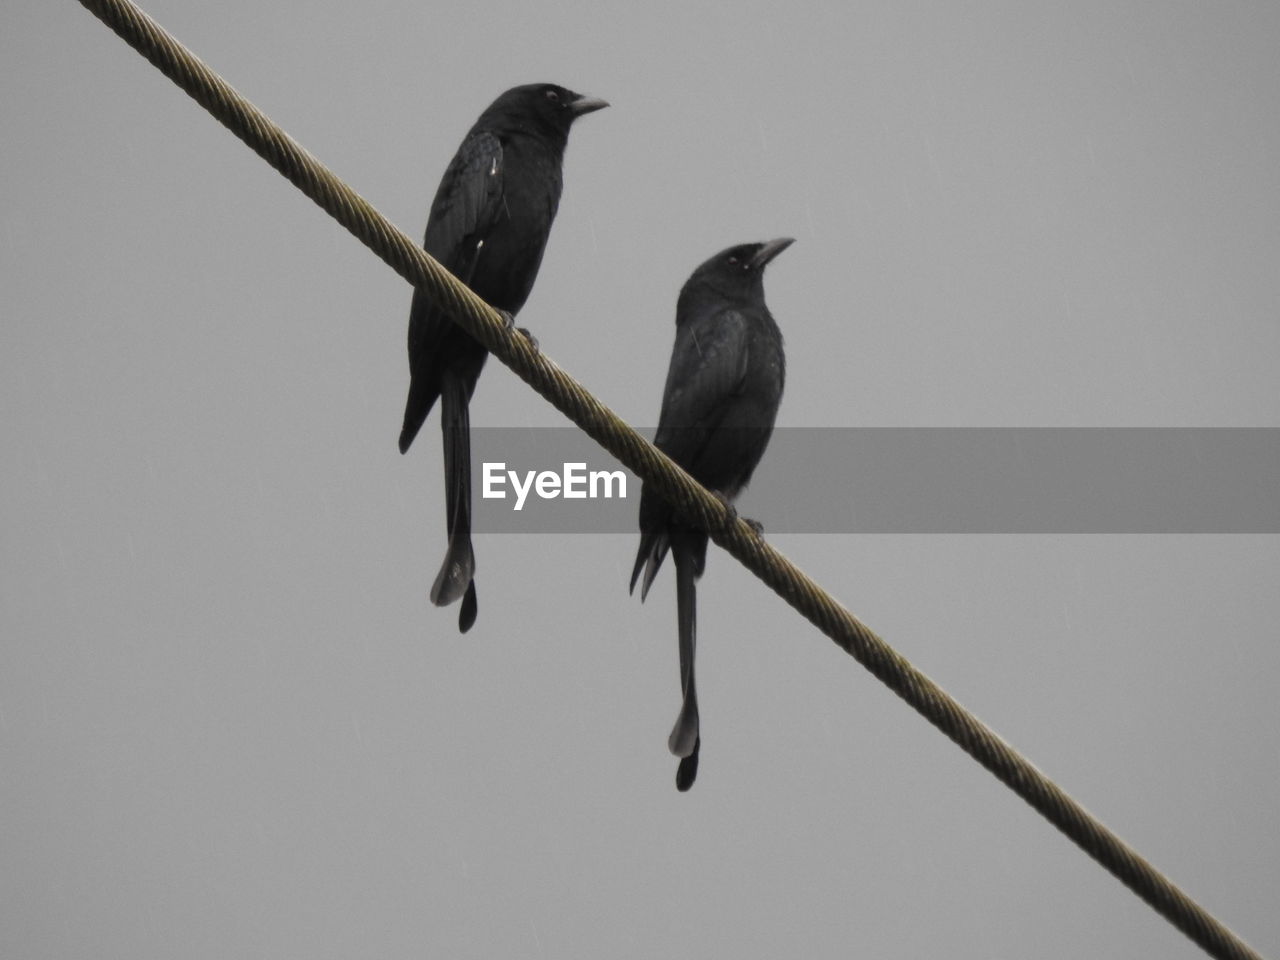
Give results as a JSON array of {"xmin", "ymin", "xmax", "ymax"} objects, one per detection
[
  {"xmin": 630, "ymin": 238, "xmax": 793, "ymax": 790},
  {"xmin": 400, "ymin": 84, "xmax": 607, "ymax": 633}
]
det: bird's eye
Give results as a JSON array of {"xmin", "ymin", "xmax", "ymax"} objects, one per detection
[
  {"xmin": 545, "ymin": 89, "xmax": 560, "ymax": 103},
  {"xmin": 727, "ymin": 256, "xmax": 738, "ymax": 265}
]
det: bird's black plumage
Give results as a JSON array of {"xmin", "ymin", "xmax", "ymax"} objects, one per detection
[
  {"xmin": 400, "ymin": 83, "xmax": 606, "ymax": 632},
  {"xmin": 630, "ymin": 238, "xmax": 792, "ymax": 790}
]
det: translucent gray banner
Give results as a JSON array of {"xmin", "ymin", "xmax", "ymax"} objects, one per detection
[{"xmin": 463, "ymin": 428, "xmax": 1280, "ymax": 533}]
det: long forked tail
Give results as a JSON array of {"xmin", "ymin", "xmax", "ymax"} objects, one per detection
[
  {"xmin": 399, "ymin": 366, "xmax": 437, "ymax": 454},
  {"xmin": 629, "ymin": 529, "xmax": 670, "ymax": 601},
  {"xmin": 669, "ymin": 539, "xmax": 700, "ymax": 791},
  {"xmin": 430, "ymin": 370, "xmax": 478, "ymax": 633}
]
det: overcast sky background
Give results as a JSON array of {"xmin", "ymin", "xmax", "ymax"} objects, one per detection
[{"xmin": 4, "ymin": 2, "xmax": 1279, "ymax": 958}]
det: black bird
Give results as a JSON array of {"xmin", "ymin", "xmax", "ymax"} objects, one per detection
[
  {"xmin": 400, "ymin": 84, "xmax": 607, "ymax": 633},
  {"xmin": 630, "ymin": 238, "xmax": 793, "ymax": 790}
]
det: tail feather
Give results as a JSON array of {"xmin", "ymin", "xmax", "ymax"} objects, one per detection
[
  {"xmin": 629, "ymin": 531, "xmax": 670, "ymax": 601},
  {"xmin": 458, "ymin": 580, "xmax": 478, "ymax": 634},
  {"xmin": 399, "ymin": 366, "xmax": 438, "ymax": 455},
  {"xmin": 429, "ymin": 533, "xmax": 475, "ymax": 607},
  {"xmin": 667, "ymin": 540, "xmax": 700, "ymax": 772},
  {"xmin": 430, "ymin": 371, "xmax": 476, "ymax": 625},
  {"xmin": 676, "ymin": 740, "xmax": 700, "ymax": 792}
]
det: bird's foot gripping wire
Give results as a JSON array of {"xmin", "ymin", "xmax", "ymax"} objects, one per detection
[
  {"xmin": 710, "ymin": 490, "xmax": 763, "ymax": 537},
  {"xmin": 710, "ymin": 490, "xmax": 737, "ymax": 529},
  {"xmin": 496, "ymin": 309, "xmax": 540, "ymax": 352}
]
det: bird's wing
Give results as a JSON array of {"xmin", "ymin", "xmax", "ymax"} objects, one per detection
[
  {"xmin": 399, "ymin": 130, "xmax": 505, "ymax": 452},
  {"xmin": 652, "ymin": 308, "xmax": 751, "ymax": 467},
  {"xmin": 408, "ymin": 130, "xmax": 505, "ymax": 355},
  {"xmin": 423, "ymin": 129, "xmax": 505, "ymax": 281}
]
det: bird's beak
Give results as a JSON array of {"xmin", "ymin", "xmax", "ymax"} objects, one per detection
[
  {"xmin": 569, "ymin": 94, "xmax": 610, "ymax": 117},
  {"xmin": 750, "ymin": 237, "xmax": 795, "ymax": 269}
]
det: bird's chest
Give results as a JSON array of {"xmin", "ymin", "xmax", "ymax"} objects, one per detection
[
  {"xmin": 502, "ymin": 146, "xmax": 563, "ymax": 223},
  {"xmin": 742, "ymin": 333, "xmax": 785, "ymax": 410}
]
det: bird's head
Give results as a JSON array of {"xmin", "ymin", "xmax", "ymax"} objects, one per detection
[
  {"xmin": 683, "ymin": 238, "xmax": 795, "ymax": 302},
  {"xmin": 487, "ymin": 84, "xmax": 609, "ymax": 139}
]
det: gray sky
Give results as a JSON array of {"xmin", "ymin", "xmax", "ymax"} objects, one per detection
[{"xmin": 4, "ymin": 1, "xmax": 1278, "ymax": 958}]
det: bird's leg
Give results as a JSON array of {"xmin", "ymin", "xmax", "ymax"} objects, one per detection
[
  {"xmin": 710, "ymin": 490, "xmax": 763, "ymax": 536},
  {"xmin": 495, "ymin": 309, "xmax": 540, "ymax": 352},
  {"xmin": 710, "ymin": 490, "xmax": 737, "ymax": 524}
]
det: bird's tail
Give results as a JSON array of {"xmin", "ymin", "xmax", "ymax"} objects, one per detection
[
  {"xmin": 669, "ymin": 538, "xmax": 700, "ymax": 790},
  {"xmin": 430, "ymin": 371, "xmax": 478, "ymax": 632},
  {"xmin": 399, "ymin": 365, "xmax": 438, "ymax": 455},
  {"xmin": 629, "ymin": 529, "xmax": 670, "ymax": 601}
]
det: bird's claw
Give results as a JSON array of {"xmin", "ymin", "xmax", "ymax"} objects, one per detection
[
  {"xmin": 710, "ymin": 490, "xmax": 763, "ymax": 536},
  {"xmin": 496, "ymin": 310, "xmax": 539, "ymax": 351},
  {"xmin": 711, "ymin": 490, "xmax": 736, "ymax": 521}
]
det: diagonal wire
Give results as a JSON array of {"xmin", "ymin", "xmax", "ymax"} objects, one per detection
[{"xmin": 74, "ymin": 1, "xmax": 1266, "ymax": 958}]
